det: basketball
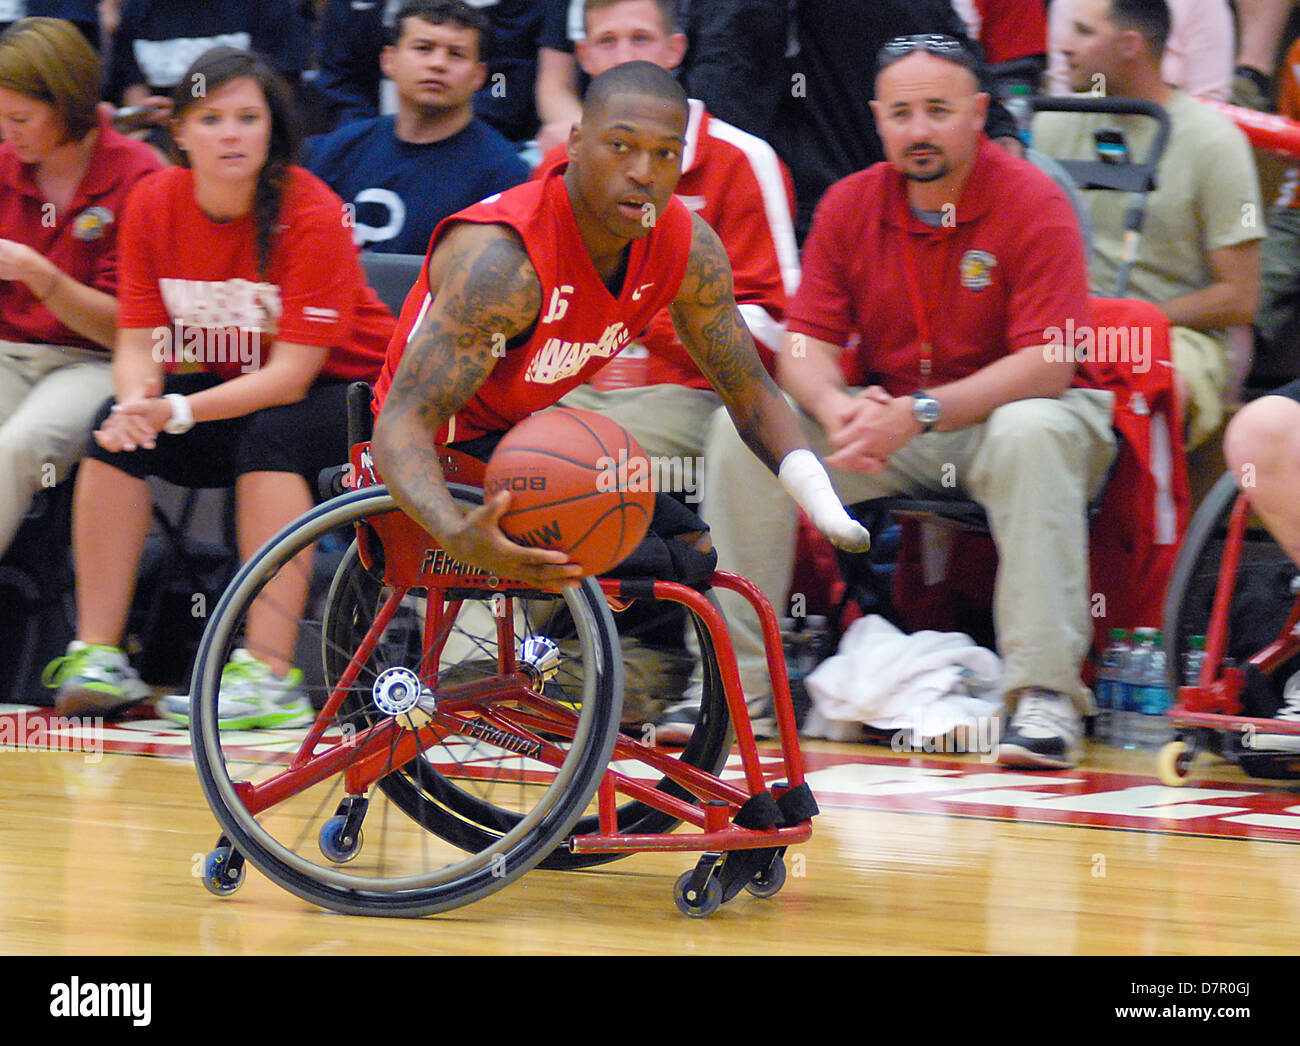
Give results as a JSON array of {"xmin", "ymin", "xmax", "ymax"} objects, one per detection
[{"xmin": 483, "ymin": 407, "xmax": 656, "ymax": 577}]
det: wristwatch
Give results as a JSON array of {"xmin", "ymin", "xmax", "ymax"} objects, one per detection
[
  {"xmin": 163, "ymin": 393, "xmax": 195, "ymax": 435},
  {"xmin": 911, "ymin": 392, "xmax": 942, "ymax": 433}
]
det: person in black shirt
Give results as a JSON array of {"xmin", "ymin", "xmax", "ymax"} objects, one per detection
[{"xmin": 683, "ymin": 0, "xmax": 1021, "ymax": 240}]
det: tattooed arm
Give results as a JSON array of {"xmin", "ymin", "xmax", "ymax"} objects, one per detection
[
  {"xmin": 670, "ymin": 213, "xmax": 870, "ymax": 551},
  {"xmin": 371, "ymin": 222, "xmax": 584, "ymax": 588},
  {"xmin": 669, "ymin": 213, "xmax": 805, "ymax": 473}
]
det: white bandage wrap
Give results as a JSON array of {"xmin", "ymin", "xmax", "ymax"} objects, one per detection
[{"xmin": 778, "ymin": 449, "xmax": 871, "ymax": 552}]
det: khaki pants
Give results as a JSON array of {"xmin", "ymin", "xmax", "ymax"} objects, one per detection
[
  {"xmin": 701, "ymin": 388, "xmax": 1117, "ymax": 714},
  {"xmin": 0, "ymin": 341, "xmax": 114, "ymax": 555},
  {"xmin": 558, "ymin": 384, "xmax": 722, "ymax": 504}
]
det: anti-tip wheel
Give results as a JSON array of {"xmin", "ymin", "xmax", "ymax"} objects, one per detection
[
  {"xmin": 744, "ymin": 855, "xmax": 787, "ymax": 899},
  {"xmin": 673, "ymin": 869, "xmax": 723, "ymax": 918},
  {"xmin": 1156, "ymin": 740, "xmax": 1193, "ymax": 787},
  {"xmin": 202, "ymin": 846, "xmax": 245, "ymax": 897}
]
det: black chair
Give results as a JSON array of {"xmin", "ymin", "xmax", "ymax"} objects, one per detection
[{"xmin": 360, "ymin": 251, "xmax": 425, "ymax": 316}]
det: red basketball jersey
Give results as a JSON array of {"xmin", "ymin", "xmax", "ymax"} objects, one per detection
[{"xmin": 373, "ymin": 166, "xmax": 694, "ymax": 443}]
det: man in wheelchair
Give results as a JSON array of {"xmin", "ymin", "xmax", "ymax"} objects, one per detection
[{"xmin": 369, "ymin": 62, "xmax": 870, "ymax": 612}]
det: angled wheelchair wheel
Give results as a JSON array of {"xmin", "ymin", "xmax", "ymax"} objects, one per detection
[
  {"xmin": 189, "ymin": 485, "xmax": 623, "ymax": 917},
  {"xmin": 324, "ymin": 538, "xmax": 733, "ymax": 871},
  {"xmin": 1162, "ymin": 471, "xmax": 1300, "ymax": 713}
]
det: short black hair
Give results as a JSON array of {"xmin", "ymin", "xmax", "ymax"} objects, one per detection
[
  {"xmin": 390, "ymin": 0, "xmax": 490, "ymax": 57},
  {"xmin": 1108, "ymin": 0, "xmax": 1171, "ymax": 60},
  {"xmin": 583, "ymin": 59, "xmax": 687, "ymax": 122}
]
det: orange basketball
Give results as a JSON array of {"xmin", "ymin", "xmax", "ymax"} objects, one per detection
[{"xmin": 483, "ymin": 408, "xmax": 655, "ymax": 577}]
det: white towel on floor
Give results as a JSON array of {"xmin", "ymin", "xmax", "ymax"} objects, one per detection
[{"xmin": 802, "ymin": 615, "xmax": 1003, "ymax": 744}]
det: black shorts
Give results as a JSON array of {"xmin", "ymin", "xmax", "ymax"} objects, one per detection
[{"xmin": 87, "ymin": 372, "xmax": 352, "ymax": 490}]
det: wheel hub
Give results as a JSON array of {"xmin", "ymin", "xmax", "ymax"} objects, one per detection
[
  {"xmin": 520, "ymin": 636, "xmax": 561, "ymax": 688},
  {"xmin": 373, "ymin": 666, "xmax": 427, "ymax": 716}
]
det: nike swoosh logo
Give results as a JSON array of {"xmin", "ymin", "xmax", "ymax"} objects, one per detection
[{"xmin": 631, "ymin": 283, "xmax": 654, "ymax": 300}]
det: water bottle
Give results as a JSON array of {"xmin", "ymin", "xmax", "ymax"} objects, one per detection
[
  {"xmin": 1118, "ymin": 628, "xmax": 1153, "ymax": 750},
  {"xmin": 1183, "ymin": 634, "xmax": 1206, "ymax": 689},
  {"xmin": 1136, "ymin": 631, "xmax": 1172, "ymax": 749},
  {"xmin": 1094, "ymin": 628, "xmax": 1130, "ymax": 745},
  {"xmin": 1003, "ymin": 84, "xmax": 1034, "ymax": 148}
]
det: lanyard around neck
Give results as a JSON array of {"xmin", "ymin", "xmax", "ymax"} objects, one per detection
[{"xmin": 898, "ymin": 211, "xmax": 959, "ymax": 385}]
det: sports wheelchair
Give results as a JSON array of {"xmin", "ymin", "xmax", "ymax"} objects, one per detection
[
  {"xmin": 187, "ymin": 386, "xmax": 817, "ymax": 917},
  {"xmin": 1158, "ymin": 463, "xmax": 1300, "ymax": 785}
]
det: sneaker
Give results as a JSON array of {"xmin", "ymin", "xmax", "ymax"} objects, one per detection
[
  {"xmin": 651, "ymin": 691, "xmax": 777, "ymax": 746},
  {"xmin": 1249, "ymin": 672, "xmax": 1300, "ymax": 754},
  {"xmin": 1231, "ymin": 65, "xmax": 1271, "ymax": 111},
  {"xmin": 997, "ymin": 689, "xmax": 1083, "ymax": 769},
  {"xmin": 159, "ymin": 649, "xmax": 314, "ymax": 730},
  {"xmin": 43, "ymin": 642, "xmax": 153, "ymax": 716}
]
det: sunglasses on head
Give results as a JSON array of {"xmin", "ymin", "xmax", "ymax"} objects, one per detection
[{"xmin": 878, "ymin": 34, "xmax": 976, "ymax": 69}]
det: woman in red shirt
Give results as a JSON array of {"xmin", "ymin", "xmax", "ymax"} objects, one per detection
[
  {"xmin": 46, "ymin": 46, "xmax": 393, "ymax": 724},
  {"xmin": 0, "ymin": 17, "xmax": 161, "ymax": 559}
]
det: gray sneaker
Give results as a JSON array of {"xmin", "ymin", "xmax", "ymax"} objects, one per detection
[
  {"xmin": 1249, "ymin": 672, "xmax": 1300, "ymax": 753},
  {"xmin": 652, "ymin": 690, "xmax": 776, "ymax": 746},
  {"xmin": 997, "ymin": 689, "xmax": 1082, "ymax": 769}
]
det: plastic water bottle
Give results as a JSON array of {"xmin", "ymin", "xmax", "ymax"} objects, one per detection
[
  {"xmin": 1136, "ymin": 631, "xmax": 1172, "ymax": 749},
  {"xmin": 1095, "ymin": 628, "xmax": 1130, "ymax": 745},
  {"xmin": 1118, "ymin": 628, "xmax": 1154, "ymax": 749},
  {"xmin": 1004, "ymin": 84, "xmax": 1034, "ymax": 148},
  {"xmin": 1183, "ymin": 634, "xmax": 1206, "ymax": 689}
]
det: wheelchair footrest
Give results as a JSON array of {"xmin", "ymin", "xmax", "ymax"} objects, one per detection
[{"xmin": 568, "ymin": 819, "xmax": 812, "ymax": 854}]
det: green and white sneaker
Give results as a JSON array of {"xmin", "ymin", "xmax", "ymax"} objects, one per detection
[
  {"xmin": 159, "ymin": 649, "xmax": 314, "ymax": 731},
  {"xmin": 43, "ymin": 642, "xmax": 153, "ymax": 716}
]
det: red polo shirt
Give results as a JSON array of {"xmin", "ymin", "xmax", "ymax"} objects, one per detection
[
  {"xmin": 787, "ymin": 137, "xmax": 1089, "ymax": 396},
  {"xmin": 0, "ymin": 112, "xmax": 162, "ymax": 352}
]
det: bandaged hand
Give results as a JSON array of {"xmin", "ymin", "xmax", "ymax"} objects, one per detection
[{"xmin": 779, "ymin": 449, "xmax": 871, "ymax": 552}]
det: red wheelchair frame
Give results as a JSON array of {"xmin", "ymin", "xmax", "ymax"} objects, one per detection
[
  {"xmin": 1158, "ymin": 475, "xmax": 1300, "ymax": 785},
  {"xmin": 191, "ymin": 438, "xmax": 816, "ymax": 918}
]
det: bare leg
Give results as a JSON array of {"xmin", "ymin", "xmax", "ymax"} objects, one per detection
[
  {"xmin": 73, "ymin": 458, "xmax": 153, "ymax": 645},
  {"xmin": 1237, "ymin": 0, "xmax": 1296, "ymax": 75},
  {"xmin": 1224, "ymin": 395, "xmax": 1300, "ymax": 565},
  {"xmin": 236, "ymin": 470, "xmax": 313, "ymax": 677}
]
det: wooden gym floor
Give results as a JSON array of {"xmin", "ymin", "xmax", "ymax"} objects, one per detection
[{"xmin": 2, "ymin": 702, "xmax": 1299, "ymax": 959}]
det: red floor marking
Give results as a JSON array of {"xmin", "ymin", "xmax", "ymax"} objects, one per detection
[{"xmin": 7, "ymin": 704, "xmax": 1300, "ymax": 843}]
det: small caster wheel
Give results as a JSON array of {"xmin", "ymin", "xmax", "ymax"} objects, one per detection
[
  {"xmin": 674, "ymin": 869, "xmax": 722, "ymax": 918},
  {"xmin": 745, "ymin": 855, "xmax": 787, "ymax": 899},
  {"xmin": 319, "ymin": 815, "xmax": 364, "ymax": 863},
  {"xmin": 202, "ymin": 845, "xmax": 244, "ymax": 897},
  {"xmin": 1157, "ymin": 740, "xmax": 1194, "ymax": 787}
]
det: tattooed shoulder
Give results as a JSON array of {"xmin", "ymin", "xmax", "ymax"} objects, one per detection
[
  {"xmin": 678, "ymin": 211, "xmax": 735, "ymax": 311},
  {"xmin": 387, "ymin": 224, "xmax": 542, "ymax": 423}
]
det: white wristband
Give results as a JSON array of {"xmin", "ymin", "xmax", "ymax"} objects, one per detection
[
  {"xmin": 162, "ymin": 393, "xmax": 194, "ymax": 435},
  {"xmin": 778, "ymin": 449, "xmax": 871, "ymax": 552}
]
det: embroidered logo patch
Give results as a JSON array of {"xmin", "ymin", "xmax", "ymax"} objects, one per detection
[
  {"xmin": 72, "ymin": 206, "xmax": 113, "ymax": 241},
  {"xmin": 959, "ymin": 249, "xmax": 996, "ymax": 290}
]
